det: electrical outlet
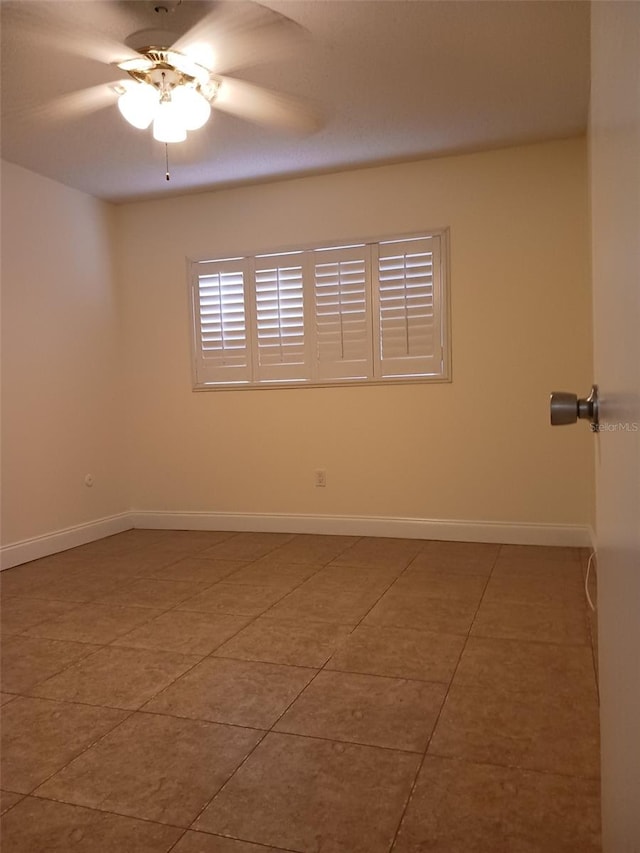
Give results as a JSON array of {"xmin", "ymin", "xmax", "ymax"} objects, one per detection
[{"xmin": 315, "ymin": 469, "xmax": 326, "ymax": 488}]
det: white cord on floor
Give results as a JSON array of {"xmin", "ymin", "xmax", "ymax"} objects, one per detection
[{"xmin": 585, "ymin": 551, "xmax": 596, "ymax": 612}]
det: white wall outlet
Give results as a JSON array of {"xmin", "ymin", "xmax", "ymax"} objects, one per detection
[{"xmin": 315, "ymin": 469, "xmax": 327, "ymax": 488}]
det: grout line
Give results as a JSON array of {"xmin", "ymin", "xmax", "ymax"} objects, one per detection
[
  {"xmin": 174, "ymin": 550, "xmax": 364, "ymax": 830},
  {"xmin": 189, "ymin": 551, "xmax": 432, "ymax": 839},
  {"xmin": 26, "ymin": 791, "xmax": 198, "ymax": 831},
  {"xmin": 3, "ymin": 533, "xmax": 598, "ymax": 850},
  {"xmin": 167, "ymin": 826, "xmax": 305, "ymax": 853},
  {"xmin": 386, "ymin": 546, "xmax": 500, "ymax": 852},
  {"xmin": 414, "ymin": 751, "xmax": 602, "ymax": 783}
]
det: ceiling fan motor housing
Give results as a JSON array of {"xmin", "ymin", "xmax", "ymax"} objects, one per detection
[{"xmin": 125, "ymin": 28, "xmax": 181, "ymax": 52}]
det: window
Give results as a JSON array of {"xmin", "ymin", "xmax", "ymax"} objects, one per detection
[{"xmin": 189, "ymin": 230, "xmax": 449, "ymax": 388}]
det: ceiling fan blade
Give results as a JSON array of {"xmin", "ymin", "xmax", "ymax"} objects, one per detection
[
  {"xmin": 214, "ymin": 78, "xmax": 322, "ymax": 134},
  {"xmin": 2, "ymin": 2, "xmax": 138, "ymax": 66},
  {"xmin": 30, "ymin": 85, "xmax": 120, "ymax": 124},
  {"xmin": 171, "ymin": 2, "xmax": 307, "ymax": 74}
]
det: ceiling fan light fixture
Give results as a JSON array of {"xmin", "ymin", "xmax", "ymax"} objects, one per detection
[
  {"xmin": 152, "ymin": 99, "xmax": 187, "ymax": 143},
  {"xmin": 118, "ymin": 83, "xmax": 158, "ymax": 129},
  {"xmin": 165, "ymin": 50, "xmax": 210, "ymax": 86},
  {"xmin": 172, "ymin": 85, "xmax": 211, "ymax": 130}
]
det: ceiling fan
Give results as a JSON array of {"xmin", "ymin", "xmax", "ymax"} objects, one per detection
[
  {"xmin": 108, "ymin": 0, "xmax": 318, "ymax": 146},
  {"xmin": 5, "ymin": 0, "xmax": 319, "ymax": 162},
  {"xmin": 115, "ymin": 26, "xmax": 224, "ymax": 144}
]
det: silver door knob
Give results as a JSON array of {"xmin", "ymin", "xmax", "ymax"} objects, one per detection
[{"xmin": 550, "ymin": 384, "xmax": 599, "ymax": 427}]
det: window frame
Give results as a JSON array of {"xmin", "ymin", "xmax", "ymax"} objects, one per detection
[{"xmin": 188, "ymin": 228, "xmax": 451, "ymax": 391}]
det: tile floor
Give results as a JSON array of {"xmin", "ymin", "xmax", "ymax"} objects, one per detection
[{"xmin": 0, "ymin": 530, "xmax": 601, "ymax": 852}]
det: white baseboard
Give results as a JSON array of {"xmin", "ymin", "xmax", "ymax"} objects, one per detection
[
  {"xmin": 1, "ymin": 509, "xmax": 592, "ymax": 570},
  {"xmin": 0, "ymin": 513, "xmax": 133, "ymax": 571},
  {"xmin": 130, "ymin": 510, "xmax": 592, "ymax": 548}
]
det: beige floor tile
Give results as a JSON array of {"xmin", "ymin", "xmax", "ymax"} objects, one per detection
[
  {"xmin": 471, "ymin": 598, "xmax": 590, "ymax": 645},
  {"xmin": 31, "ymin": 645, "xmax": 200, "ymax": 709},
  {"xmin": 144, "ymin": 657, "xmax": 315, "ymax": 728},
  {"xmin": 498, "ymin": 544, "xmax": 582, "ymax": 562},
  {"xmin": 329, "ymin": 536, "xmax": 422, "ymax": 571},
  {"xmin": 66, "ymin": 529, "xmax": 163, "ymax": 558},
  {"xmin": 453, "ymin": 637, "xmax": 598, "ymax": 697},
  {"xmin": 197, "ymin": 533, "xmax": 296, "ymax": 562},
  {"xmin": 171, "ymin": 832, "xmax": 292, "ymax": 853},
  {"xmin": 1, "ymin": 696, "xmax": 127, "ymax": 793},
  {"xmin": 142, "ymin": 557, "xmax": 247, "ymax": 583},
  {"xmin": 214, "ymin": 617, "xmax": 352, "ymax": 667},
  {"xmin": 393, "ymin": 755, "xmax": 601, "ymax": 853},
  {"xmin": 263, "ymin": 534, "xmax": 360, "ymax": 565},
  {"xmin": 1, "ymin": 636, "xmax": 99, "ymax": 694},
  {"xmin": 326, "ymin": 624, "xmax": 464, "ymax": 683},
  {"xmin": 429, "ymin": 682, "xmax": 600, "ymax": 777},
  {"xmin": 36, "ymin": 712, "xmax": 262, "ymax": 827},
  {"xmin": 391, "ymin": 569, "xmax": 487, "ymax": 601},
  {"xmin": 171, "ymin": 831, "xmax": 288, "ymax": 853},
  {"xmin": 223, "ymin": 561, "xmax": 320, "ymax": 590},
  {"xmin": 0, "ymin": 790, "xmax": 24, "ymax": 815},
  {"xmin": 410, "ymin": 555, "xmax": 496, "ymax": 577},
  {"xmin": 21, "ymin": 571, "xmax": 125, "ymax": 603},
  {"xmin": 492, "ymin": 556, "xmax": 584, "ymax": 579},
  {"xmin": 0, "ymin": 796, "xmax": 182, "ymax": 851},
  {"xmin": 0, "ymin": 597, "xmax": 81, "ymax": 635},
  {"xmin": 140, "ymin": 530, "xmax": 237, "ymax": 553},
  {"xmin": 22, "ymin": 603, "xmax": 163, "ymax": 644},
  {"xmin": 275, "ymin": 670, "xmax": 446, "ymax": 752},
  {"xmin": 3, "ymin": 551, "xmax": 85, "ymax": 573},
  {"xmin": 113, "ymin": 611, "xmax": 250, "ymax": 656},
  {"xmin": 196, "ymin": 732, "xmax": 420, "ymax": 853},
  {"xmin": 421, "ymin": 540, "xmax": 500, "ymax": 560},
  {"xmin": 101, "ymin": 548, "xmax": 192, "ymax": 575},
  {"xmin": 95, "ymin": 578, "xmax": 212, "ymax": 609},
  {"xmin": 482, "ymin": 573, "xmax": 585, "ymax": 608},
  {"xmin": 364, "ymin": 588, "xmax": 477, "ymax": 635},
  {"xmin": 177, "ymin": 583, "xmax": 287, "ymax": 617},
  {"xmin": 55, "ymin": 554, "xmax": 149, "ymax": 582},
  {"xmin": 408, "ymin": 544, "xmax": 498, "ymax": 576},
  {"xmin": 0, "ymin": 564, "xmax": 81, "ymax": 598},
  {"xmin": 309, "ymin": 564, "xmax": 400, "ymax": 589},
  {"xmin": 0, "ymin": 531, "xmax": 601, "ymax": 853},
  {"xmin": 265, "ymin": 583, "xmax": 382, "ymax": 625}
]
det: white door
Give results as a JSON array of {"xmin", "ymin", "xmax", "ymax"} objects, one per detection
[{"xmin": 590, "ymin": 4, "xmax": 640, "ymax": 850}]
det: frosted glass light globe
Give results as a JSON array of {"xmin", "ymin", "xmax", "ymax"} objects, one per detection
[
  {"xmin": 152, "ymin": 100, "xmax": 187, "ymax": 143},
  {"xmin": 172, "ymin": 86, "xmax": 211, "ymax": 131},
  {"xmin": 118, "ymin": 84, "xmax": 158, "ymax": 130}
]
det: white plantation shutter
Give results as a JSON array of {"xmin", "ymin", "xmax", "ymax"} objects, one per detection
[
  {"xmin": 189, "ymin": 230, "xmax": 448, "ymax": 388},
  {"xmin": 374, "ymin": 235, "xmax": 443, "ymax": 378},
  {"xmin": 252, "ymin": 254, "xmax": 307, "ymax": 382},
  {"xmin": 313, "ymin": 246, "xmax": 372, "ymax": 380},
  {"xmin": 192, "ymin": 259, "xmax": 251, "ymax": 384}
]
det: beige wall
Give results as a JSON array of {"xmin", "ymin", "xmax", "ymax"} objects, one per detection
[
  {"xmin": 117, "ymin": 138, "xmax": 594, "ymax": 529},
  {"xmin": 1, "ymin": 162, "xmax": 126, "ymax": 545}
]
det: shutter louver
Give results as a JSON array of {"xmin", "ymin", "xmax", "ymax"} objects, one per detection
[
  {"xmin": 375, "ymin": 236, "xmax": 443, "ymax": 378},
  {"xmin": 253, "ymin": 256, "xmax": 307, "ymax": 382},
  {"xmin": 313, "ymin": 246, "xmax": 371, "ymax": 380},
  {"xmin": 193, "ymin": 259, "xmax": 251, "ymax": 384}
]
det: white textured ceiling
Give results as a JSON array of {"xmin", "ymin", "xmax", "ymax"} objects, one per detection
[{"xmin": 0, "ymin": 0, "xmax": 590, "ymax": 203}]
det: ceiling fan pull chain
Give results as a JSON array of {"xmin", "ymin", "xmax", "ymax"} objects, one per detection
[{"xmin": 165, "ymin": 143, "xmax": 170, "ymax": 181}]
